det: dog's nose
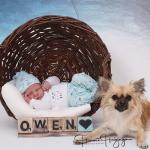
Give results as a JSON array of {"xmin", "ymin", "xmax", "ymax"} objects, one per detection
[
  {"xmin": 118, "ymin": 100, "xmax": 126, "ymax": 106},
  {"xmin": 120, "ymin": 100, "xmax": 125, "ymax": 104}
]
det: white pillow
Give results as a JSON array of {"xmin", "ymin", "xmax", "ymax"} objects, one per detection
[{"xmin": 1, "ymin": 80, "xmax": 91, "ymax": 119}]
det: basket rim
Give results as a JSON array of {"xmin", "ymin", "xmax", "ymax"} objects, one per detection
[{"xmin": 1, "ymin": 15, "xmax": 98, "ymax": 48}]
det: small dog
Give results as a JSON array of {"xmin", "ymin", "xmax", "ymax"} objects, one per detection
[{"xmin": 74, "ymin": 77, "xmax": 150, "ymax": 149}]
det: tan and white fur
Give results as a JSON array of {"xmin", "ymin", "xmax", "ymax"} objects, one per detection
[{"xmin": 74, "ymin": 77, "xmax": 150, "ymax": 149}]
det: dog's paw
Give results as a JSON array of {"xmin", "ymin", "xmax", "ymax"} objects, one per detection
[
  {"xmin": 137, "ymin": 143, "xmax": 149, "ymax": 149},
  {"xmin": 73, "ymin": 135, "xmax": 88, "ymax": 145}
]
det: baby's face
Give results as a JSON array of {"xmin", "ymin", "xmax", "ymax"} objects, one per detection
[{"xmin": 23, "ymin": 83, "xmax": 44, "ymax": 102}]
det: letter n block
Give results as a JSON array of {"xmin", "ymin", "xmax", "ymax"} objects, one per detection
[
  {"xmin": 32, "ymin": 117, "xmax": 48, "ymax": 133},
  {"xmin": 48, "ymin": 118, "xmax": 63, "ymax": 132},
  {"xmin": 62, "ymin": 117, "xmax": 77, "ymax": 132},
  {"xmin": 18, "ymin": 118, "xmax": 33, "ymax": 134}
]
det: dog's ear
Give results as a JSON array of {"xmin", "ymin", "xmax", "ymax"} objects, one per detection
[
  {"xmin": 98, "ymin": 77, "xmax": 111, "ymax": 93},
  {"xmin": 133, "ymin": 78, "xmax": 145, "ymax": 94}
]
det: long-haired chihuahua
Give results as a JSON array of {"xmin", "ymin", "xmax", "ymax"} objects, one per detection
[{"xmin": 74, "ymin": 77, "xmax": 150, "ymax": 149}]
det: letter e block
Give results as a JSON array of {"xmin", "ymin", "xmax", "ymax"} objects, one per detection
[{"xmin": 48, "ymin": 118, "xmax": 63, "ymax": 132}]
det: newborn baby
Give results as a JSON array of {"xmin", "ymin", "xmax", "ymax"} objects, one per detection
[
  {"xmin": 23, "ymin": 76, "xmax": 60, "ymax": 103},
  {"xmin": 13, "ymin": 71, "xmax": 98, "ymax": 110}
]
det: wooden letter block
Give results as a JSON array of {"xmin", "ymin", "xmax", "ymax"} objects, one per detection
[
  {"xmin": 62, "ymin": 117, "xmax": 77, "ymax": 132},
  {"xmin": 78, "ymin": 117, "xmax": 93, "ymax": 132},
  {"xmin": 48, "ymin": 118, "xmax": 63, "ymax": 132},
  {"xmin": 33, "ymin": 117, "xmax": 48, "ymax": 133},
  {"xmin": 18, "ymin": 118, "xmax": 33, "ymax": 134}
]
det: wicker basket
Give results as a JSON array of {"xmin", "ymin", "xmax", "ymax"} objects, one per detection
[{"xmin": 0, "ymin": 16, "xmax": 111, "ymax": 119}]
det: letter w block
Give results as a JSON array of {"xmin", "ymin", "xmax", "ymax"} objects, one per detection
[{"xmin": 33, "ymin": 117, "xmax": 48, "ymax": 133}]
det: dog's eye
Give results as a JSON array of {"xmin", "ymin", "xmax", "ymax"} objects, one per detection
[
  {"xmin": 126, "ymin": 95, "xmax": 132, "ymax": 101},
  {"xmin": 112, "ymin": 95, "xmax": 118, "ymax": 100}
]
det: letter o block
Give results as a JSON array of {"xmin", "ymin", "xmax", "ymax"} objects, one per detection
[{"xmin": 18, "ymin": 118, "xmax": 33, "ymax": 134}]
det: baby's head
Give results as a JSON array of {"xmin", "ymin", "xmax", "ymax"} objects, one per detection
[
  {"xmin": 23, "ymin": 83, "xmax": 44, "ymax": 103},
  {"xmin": 13, "ymin": 71, "xmax": 44, "ymax": 103}
]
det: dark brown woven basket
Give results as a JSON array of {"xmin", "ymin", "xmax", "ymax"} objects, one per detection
[{"xmin": 0, "ymin": 15, "xmax": 111, "ymax": 119}]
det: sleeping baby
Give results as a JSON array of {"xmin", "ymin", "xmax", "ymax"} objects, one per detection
[{"xmin": 13, "ymin": 71, "xmax": 98, "ymax": 110}]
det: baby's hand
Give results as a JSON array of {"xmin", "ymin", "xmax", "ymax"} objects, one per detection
[{"xmin": 42, "ymin": 81, "xmax": 51, "ymax": 92}]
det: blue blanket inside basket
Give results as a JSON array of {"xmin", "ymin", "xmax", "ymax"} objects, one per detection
[{"xmin": 68, "ymin": 73, "xmax": 98, "ymax": 107}]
